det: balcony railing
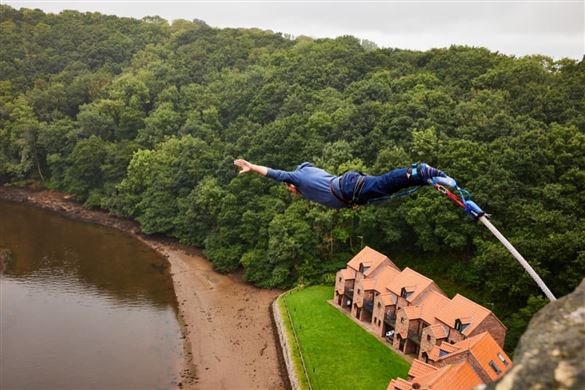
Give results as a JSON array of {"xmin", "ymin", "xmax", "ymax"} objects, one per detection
[
  {"xmin": 364, "ymin": 299, "xmax": 374, "ymax": 312},
  {"xmin": 344, "ymin": 287, "xmax": 354, "ymax": 297},
  {"xmin": 384, "ymin": 312, "xmax": 396, "ymax": 324}
]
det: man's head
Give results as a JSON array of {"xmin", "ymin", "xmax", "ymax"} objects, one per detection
[{"xmin": 285, "ymin": 182, "xmax": 300, "ymax": 195}]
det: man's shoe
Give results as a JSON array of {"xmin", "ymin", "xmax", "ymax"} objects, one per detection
[
  {"xmin": 432, "ymin": 175, "xmax": 457, "ymax": 188},
  {"xmin": 412, "ymin": 163, "xmax": 457, "ymax": 187}
]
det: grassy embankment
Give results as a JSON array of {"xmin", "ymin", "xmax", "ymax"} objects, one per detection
[{"xmin": 277, "ymin": 286, "xmax": 409, "ymax": 390}]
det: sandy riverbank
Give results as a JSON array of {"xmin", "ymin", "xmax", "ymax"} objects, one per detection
[{"xmin": 0, "ymin": 186, "xmax": 287, "ymax": 390}]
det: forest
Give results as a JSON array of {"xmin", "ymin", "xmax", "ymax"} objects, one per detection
[{"xmin": 1, "ymin": 6, "xmax": 583, "ymax": 352}]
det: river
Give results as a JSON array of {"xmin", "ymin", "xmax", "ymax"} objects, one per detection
[{"xmin": 0, "ymin": 199, "xmax": 183, "ymax": 389}]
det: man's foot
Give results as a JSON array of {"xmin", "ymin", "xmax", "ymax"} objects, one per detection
[{"xmin": 412, "ymin": 163, "xmax": 457, "ymax": 187}]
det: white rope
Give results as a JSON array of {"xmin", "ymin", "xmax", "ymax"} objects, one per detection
[{"xmin": 479, "ymin": 215, "xmax": 557, "ymax": 302}]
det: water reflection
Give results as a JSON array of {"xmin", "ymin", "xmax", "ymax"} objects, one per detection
[{"xmin": 0, "ymin": 200, "xmax": 182, "ymax": 390}]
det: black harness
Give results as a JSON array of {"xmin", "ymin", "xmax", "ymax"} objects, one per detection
[{"xmin": 329, "ymin": 172, "xmax": 366, "ymax": 208}]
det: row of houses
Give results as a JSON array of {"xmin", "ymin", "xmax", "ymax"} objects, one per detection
[{"xmin": 334, "ymin": 246, "xmax": 512, "ymax": 390}]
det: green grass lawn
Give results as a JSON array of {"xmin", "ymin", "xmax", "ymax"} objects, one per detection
[{"xmin": 279, "ymin": 285, "xmax": 409, "ymax": 390}]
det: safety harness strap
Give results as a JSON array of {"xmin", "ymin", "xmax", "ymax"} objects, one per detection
[{"xmin": 329, "ymin": 178, "xmax": 352, "ymax": 207}]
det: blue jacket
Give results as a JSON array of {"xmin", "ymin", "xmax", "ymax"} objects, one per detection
[{"xmin": 266, "ymin": 162, "xmax": 347, "ymax": 209}]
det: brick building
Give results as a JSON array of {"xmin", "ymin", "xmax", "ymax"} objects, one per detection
[
  {"xmin": 419, "ymin": 294, "xmax": 507, "ymax": 362},
  {"xmin": 428, "ymin": 332, "xmax": 512, "ymax": 383},
  {"xmin": 333, "ymin": 246, "xmax": 512, "ymax": 390},
  {"xmin": 333, "ymin": 246, "xmax": 399, "ymax": 317},
  {"xmin": 393, "ymin": 290, "xmax": 450, "ymax": 355},
  {"xmin": 388, "ymin": 358, "xmax": 484, "ymax": 390},
  {"xmin": 391, "ymin": 332, "xmax": 512, "ymax": 389}
]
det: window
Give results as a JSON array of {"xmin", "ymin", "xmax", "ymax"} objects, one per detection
[
  {"xmin": 374, "ymin": 317, "xmax": 377, "ymax": 323},
  {"xmin": 338, "ymin": 277, "xmax": 342, "ymax": 282},
  {"xmin": 489, "ymin": 360, "xmax": 501, "ymax": 375},
  {"xmin": 357, "ymin": 289, "xmax": 361, "ymax": 295},
  {"xmin": 400, "ymin": 317, "xmax": 405, "ymax": 324},
  {"xmin": 454, "ymin": 319, "xmax": 469, "ymax": 332},
  {"xmin": 400, "ymin": 287, "xmax": 412, "ymax": 299},
  {"xmin": 377, "ymin": 302, "xmax": 382, "ymax": 309},
  {"xmin": 422, "ymin": 352, "xmax": 429, "ymax": 363},
  {"xmin": 427, "ymin": 334, "xmax": 431, "ymax": 342},
  {"xmin": 439, "ymin": 349, "xmax": 448, "ymax": 357},
  {"xmin": 498, "ymin": 353, "xmax": 509, "ymax": 366}
]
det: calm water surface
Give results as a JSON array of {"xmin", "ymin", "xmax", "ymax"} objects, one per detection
[{"xmin": 0, "ymin": 199, "xmax": 183, "ymax": 390}]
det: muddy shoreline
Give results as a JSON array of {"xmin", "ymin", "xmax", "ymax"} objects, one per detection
[{"xmin": 0, "ymin": 186, "xmax": 288, "ymax": 390}]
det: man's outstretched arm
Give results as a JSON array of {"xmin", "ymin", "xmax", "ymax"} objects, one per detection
[
  {"xmin": 234, "ymin": 159, "xmax": 268, "ymax": 176},
  {"xmin": 234, "ymin": 159, "xmax": 299, "ymax": 183}
]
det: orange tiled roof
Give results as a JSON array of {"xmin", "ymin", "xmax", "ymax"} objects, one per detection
[
  {"xmin": 386, "ymin": 377, "xmax": 412, "ymax": 390},
  {"xmin": 443, "ymin": 332, "xmax": 512, "ymax": 381},
  {"xmin": 347, "ymin": 246, "xmax": 397, "ymax": 275},
  {"xmin": 429, "ymin": 346, "xmax": 440, "ymax": 361},
  {"xmin": 380, "ymin": 293, "xmax": 397, "ymax": 306},
  {"xmin": 402, "ymin": 305, "xmax": 422, "ymax": 319},
  {"xmin": 373, "ymin": 265, "xmax": 402, "ymax": 293},
  {"xmin": 435, "ymin": 294, "xmax": 502, "ymax": 336},
  {"xmin": 408, "ymin": 359, "xmax": 438, "ymax": 378},
  {"xmin": 386, "ymin": 267, "xmax": 438, "ymax": 303},
  {"xmin": 340, "ymin": 268, "xmax": 356, "ymax": 280},
  {"xmin": 415, "ymin": 290, "xmax": 450, "ymax": 324},
  {"xmin": 363, "ymin": 279, "xmax": 376, "ymax": 290},
  {"xmin": 412, "ymin": 364, "xmax": 450, "ymax": 388},
  {"xmin": 415, "ymin": 361, "xmax": 484, "ymax": 390},
  {"xmin": 428, "ymin": 341, "xmax": 460, "ymax": 361},
  {"xmin": 427, "ymin": 324, "xmax": 448, "ymax": 339},
  {"xmin": 336, "ymin": 268, "xmax": 356, "ymax": 294}
]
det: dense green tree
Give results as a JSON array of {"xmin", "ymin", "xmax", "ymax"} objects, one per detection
[
  {"xmin": 1, "ymin": 5, "xmax": 584, "ymax": 352},
  {"xmin": 63, "ymin": 135, "xmax": 107, "ymax": 200}
]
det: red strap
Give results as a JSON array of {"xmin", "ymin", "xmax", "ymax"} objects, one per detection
[{"xmin": 435, "ymin": 184, "xmax": 465, "ymax": 208}]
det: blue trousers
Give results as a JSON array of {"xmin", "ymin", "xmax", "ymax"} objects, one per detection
[{"xmin": 339, "ymin": 168, "xmax": 422, "ymax": 205}]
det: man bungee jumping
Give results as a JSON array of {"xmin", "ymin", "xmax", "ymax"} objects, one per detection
[{"xmin": 233, "ymin": 159, "xmax": 456, "ymax": 208}]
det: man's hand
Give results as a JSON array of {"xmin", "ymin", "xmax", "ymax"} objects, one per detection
[
  {"xmin": 234, "ymin": 159, "xmax": 268, "ymax": 176},
  {"xmin": 234, "ymin": 159, "xmax": 253, "ymax": 174}
]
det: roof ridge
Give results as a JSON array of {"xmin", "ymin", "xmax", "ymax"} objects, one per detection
[
  {"xmin": 402, "ymin": 266, "xmax": 433, "ymax": 280},
  {"xmin": 412, "ymin": 359, "xmax": 438, "ymax": 370},
  {"xmin": 413, "ymin": 364, "xmax": 452, "ymax": 387},
  {"xmin": 454, "ymin": 294, "xmax": 491, "ymax": 313}
]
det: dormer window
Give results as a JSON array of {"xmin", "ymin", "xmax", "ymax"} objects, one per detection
[
  {"xmin": 498, "ymin": 353, "xmax": 509, "ymax": 366},
  {"xmin": 358, "ymin": 263, "xmax": 370, "ymax": 273},
  {"xmin": 455, "ymin": 319, "xmax": 462, "ymax": 331},
  {"xmin": 439, "ymin": 349, "xmax": 448, "ymax": 357},
  {"xmin": 489, "ymin": 360, "xmax": 501, "ymax": 375},
  {"xmin": 400, "ymin": 287, "xmax": 412, "ymax": 299},
  {"xmin": 454, "ymin": 319, "xmax": 469, "ymax": 332}
]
